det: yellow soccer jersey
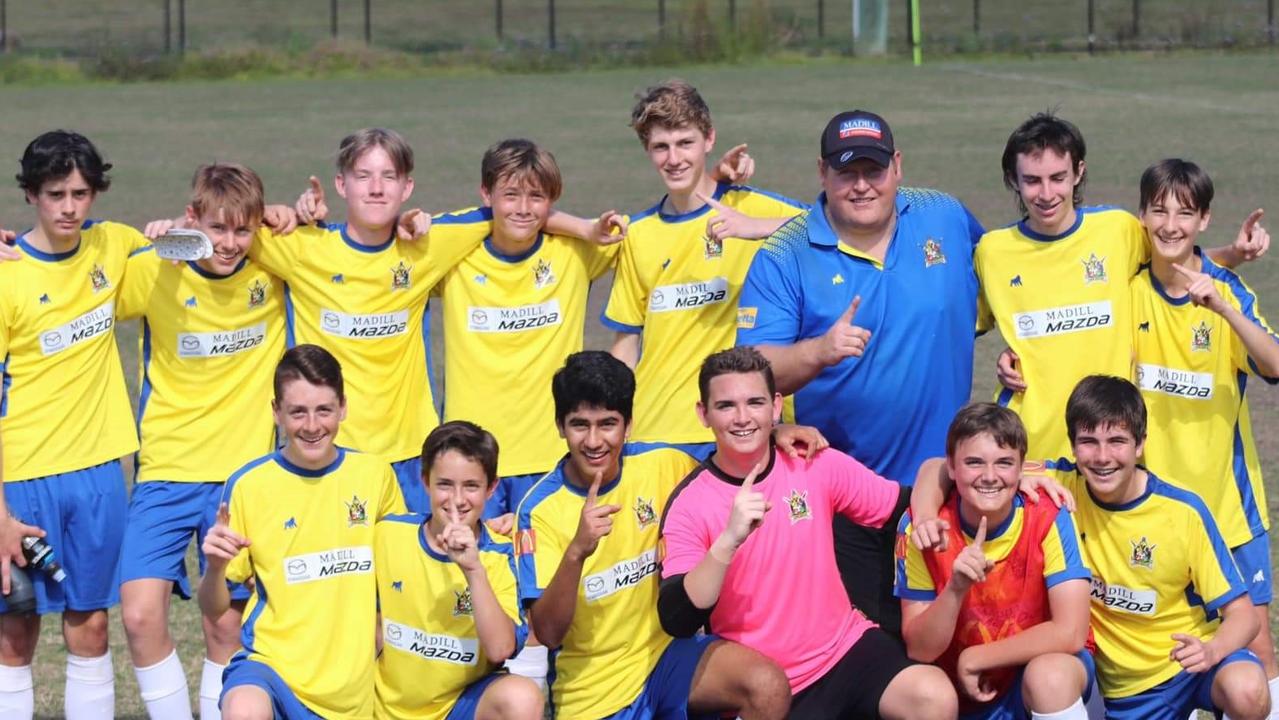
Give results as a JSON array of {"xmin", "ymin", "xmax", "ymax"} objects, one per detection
[
  {"xmin": 224, "ymin": 448, "xmax": 406, "ymax": 720},
  {"xmin": 515, "ymin": 444, "xmax": 698, "ymax": 719},
  {"xmin": 603, "ymin": 184, "xmax": 806, "ymax": 444},
  {"xmin": 118, "ymin": 249, "xmax": 286, "ymax": 483},
  {"xmin": 437, "ymin": 233, "xmax": 617, "ymax": 477},
  {"xmin": 373, "ymin": 513, "xmax": 525, "ymax": 720},
  {"xmin": 0, "ymin": 222, "xmax": 146, "ymax": 481},
  {"xmin": 976, "ymin": 208, "xmax": 1147, "ymax": 461},
  {"xmin": 1046, "ymin": 463, "xmax": 1246, "ymax": 698},
  {"xmin": 250, "ymin": 212, "xmax": 489, "ymax": 463},
  {"xmin": 1131, "ymin": 255, "xmax": 1276, "ymax": 548}
]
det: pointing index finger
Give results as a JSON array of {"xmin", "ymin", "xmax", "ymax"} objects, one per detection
[
  {"xmin": 1245, "ymin": 208, "xmax": 1265, "ymax": 232},
  {"xmin": 973, "ymin": 515, "xmax": 987, "ymax": 549},
  {"xmin": 840, "ymin": 296, "xmax": 862, "ymax": 324},
  {"xmin": 586, "ymin": 470, "xmax": 603, "ymax": 506},
  {"xmin": 217, "ymin": 502, "xmax": 230, "ymax": 526},
  {"xmin": 741, "ymin": 460, "xmax": 765, "ymax": 492},
  {"xmin": 695, "ymin": 191, "xmax": 727, "ymax": 212}
]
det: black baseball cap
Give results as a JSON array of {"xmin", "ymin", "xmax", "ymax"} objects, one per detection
[{"xmin": 820, "ymin": 110, "xmax": 895, "ymax": 169}]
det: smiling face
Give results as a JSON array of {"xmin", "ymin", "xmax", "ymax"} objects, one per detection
[
  {"xmin": 273, "ymin": 376, "xmax": 346, "ymax": 470},
  {"xmin": 558, "ymin": 405, "xmax": 629, "ymax": 489},
  {"xmin": 335, "ymin": 145, "xmax": 414, "ymax": 234},
  {"xmin": 1140, "ymin": 190, "xmax": 1210, "ymax": 264},
  {"xmin": 645, "ymin": 124, "xmax": 715, "ymax": 197},
  {"xmin": 948, "ymin": 432, "xmax": 1020, "ymax": 526},
  {"xmin": 481, "ymin": 172, "xmax": 552, "ymax": 249},
  {"xmin": 819, "ymin": 153, "xmax": 902, "ymax": 237},
  {"xmin": 698, "ymin": 371, "xmax": 781, "ymax": 465},
  {"xmin": 426, "ymin": 449, "xmax": 494, "ymax": 536},
  {"xmin": 1072, "ymin": 422, "xmax": 1145, "ymax": 504},
  {"xmin": 189, "ymin": 206, "xmax": 258, "ymax": 276},
  {"xmin": 1015, "ymin": 147, "xmax": 1083, "ymax": 236},
  {"xmin": 27, "ymin": 169, "xmax": 95, "ymax": 247}
]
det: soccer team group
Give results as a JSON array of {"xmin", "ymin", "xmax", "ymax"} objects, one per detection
[{"xmin": 0, "ymin": 78, "xmax": 1276, "ymax": 720}]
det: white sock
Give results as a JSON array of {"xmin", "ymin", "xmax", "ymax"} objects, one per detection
[
  {"xmin": 0, "ymin": 664, "xmax": 34, "ymax": 719},
  {"xmin": 200, "ymin": 658, "xmax": 226, "ymax": 720},
  {"xmin": 1032, "ymin": 698, "xmax": 1088, "ymax": 720},
  {"xmin": 65, "ymin": 651, "xmax": 115, "ymax": 720},
  {"xmin": 134, "ymin": 649, "xmax": 193, "ymax": 720},
  {"xmin": 1268, "ymin": 674, "xmax": 1279, "ymax": 720},
  {"xmin": 504, "ymin": 644, "xmax": 548, "ymax": 691}
]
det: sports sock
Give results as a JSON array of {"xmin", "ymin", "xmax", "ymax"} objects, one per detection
[
  {"xmin": 1269, "ymin": 674, "xmax": 1279, "ymax": 720},
  {"xmin": 505, "ymin": 644, "xmax": 548, "ymax": 691},
  {"xmin": 65, "ymin": 651, "xmax": 114, "ymax": 720},
  {"xmin": 199, "ymin": 657, "xmax": 226, "ymax": 720},
  {"xmin": 0, "ymin": 663, "xmax": 34, "ymax": 719},
  {"xmin": 134, "ymin": 649, "xmax": 193, "ymax": 720},
  {"xmin": 1032, "ymin": 697, "xmax": 1087, "ymax": 720}
]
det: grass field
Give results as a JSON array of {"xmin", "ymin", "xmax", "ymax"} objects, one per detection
[{"xmin": 1, "ymin": 51, "xmax": 1277, "ymax": 717}]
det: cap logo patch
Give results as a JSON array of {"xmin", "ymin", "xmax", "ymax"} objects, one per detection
[
  {"xmin": 839, "ymin": 151, "xmax": 855, "ymax": 163},
  {"xmin": 839, "ymin": 118, "xmax": 882, "ymax": 139}
]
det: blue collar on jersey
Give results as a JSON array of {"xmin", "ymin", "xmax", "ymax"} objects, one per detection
[
  {"xmin": 332, "ymin": 222, "xmax": 395, "ymax": 253},
  {"xmin": 657, "ymin": 181, "xmax": 729, "ymax": 223},
  {"xmin": 804, "ymin": 191, "xmax": 911, "ymax": 248},
  {"xmin": 484, "ymin": 232, "xmax": 544, "ymax": 263},
  {"xmin": 272, "ymin": 446, "xmax": 348, "ymax": 478},
  {"xmin": 957, "ymin": 492, "xmax": 1024, "ymax": 541},
  {"xmin": 186, "ymin": 256, "xmax": 249, "ymax": 280},
  {"xmin": 1015, "ymin": 208, "xmax": 1086, "ymax": 243},
  {"xmin": 17, "ymin": 234, "xmax": 82, "ymax": 262},
  {"xmin": 1085, "ymin": 465, "xmax": 1156, "ymax": 511},
  {"xmin": 1148, "ymin": 245, "xmax": 1209, "ymax": 307}
]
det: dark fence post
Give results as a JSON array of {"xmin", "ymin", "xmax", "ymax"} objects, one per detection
[
  {"xmin": 905, "ymin": 0, "xmax": 913, "ymax": 51},
  {"xmin": 658, "ymin": 0, "xmax": 666, "ymax": 39},
  {"xmin": 548, "ymin": 0, "xmax": 556, "ymax": 49},
  {"xmin": 163, "ymin": 0, "xmax": 171, "ymax": 53},
  {"xmin": 1087, "ymin": 0, "xmax": 1095, "ymax": 55},
  {"xmin": 178, "ymin": 0, "xmax": 186, "ymax": 56},
  {"xmin": 973, "ymin": 0, "xmax": 980, "ymax": 35},
  {"xmin": 818, "ymin": 0, "xmax": 824, "ymax": 40},
  {"xmin": 729, "ymin": 0, "xmax": 737, "ymax": 31},
  {"xmin": 1131, "ymin": 0, "xmax": 1139, "ymax": 38},
  {"xmin": 363, "ymin": 0, "xmax": 371, "ymax": 44},
  {"xmin": 330, "ymin": 0, "xmax": 338, "ymax": 38},
  {"xmin": 496, "ymin": 0, "xmax": 503, "ymax": 40},
  {"xmin": 1, "ymin": 0, "xmax": 7, "ymax": 53},
  {"xmin": 1269, "ymin": 0, "xmax": 1275, "ymax": 45}
]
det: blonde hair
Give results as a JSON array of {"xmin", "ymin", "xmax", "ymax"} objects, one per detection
[
  {"xmin": 336, "ymin": 127, "xmax": 414, "ymax": 176},
  {"xmin": 629, "ymin": 79, "xmax": 713, "ymax": 146},
  {"xmin": 189, "ymin": 163, "xmax": 264, "ymax": 227}
]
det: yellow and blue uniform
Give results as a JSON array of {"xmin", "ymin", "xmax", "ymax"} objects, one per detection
[
  {"xmin": 437, "ymin": 233, "xmax": 616, "ymax": 486},
  {"xmin": 249, "ymin": 213, "xmax": 489, "ymax": 511},
  {"xmin": 976, "ymin": 208, "xmax": 1147, "ymax": 461},
  {"xmin": 515, "ymin": 444, "xmax": 699, "ymax": 719},
  {"xmin": 221, "ymin": 448, "xmax": 406, "ymax": 720},
  {"xmin": 1043, "ymin": 461, "xmax": 1252, "ymax": 709},
  {"xmin": 602, "ymin": 183, "xmax": 806, "ymax": 445},
  {"xmin": 0, "ymin": 221, "xmax": 146, "ymax": 614},
  {"xmin": 115, "ymin": 248, "xmax": 287, "ymax": 598},
  {"xmin": 374, "ymin": 513, "xmax": 525, "ymax": 720}
]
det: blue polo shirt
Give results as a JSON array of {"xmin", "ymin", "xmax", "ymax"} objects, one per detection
[{"xmin": 735, "ymin": 188, "xmax": 984, "ymax": 484}]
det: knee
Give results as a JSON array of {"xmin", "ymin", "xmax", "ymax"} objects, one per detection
[
  {"xmin": 741, "ymin": 659, "xmax": 791, "ymax": 719},
  {"xmin": 486, "ymin": 676, "xmax": 544, "ymax": 720},
  {"xmin": 221, "ymin": 689, "xmax": 273, "ymax": 720},
  {"xmin": 121, "ymin": 597, "xmax": 165, "ymax": 639},
  {"xmin": 1022, "ymin": 653, "xmax": 1086, "ymax": 711},
  {"xmin": 63, "ymin": 610, "xmax": 109, "ymax": 656},
  {"xmin": 1216, "ymin": 665, "xmax": 1271, "ymax": 720},
  {"xmin": 0, "ymin": 617, "xmax": 41, "ymax": 663},
  {"xmin": 882, "ymin": 665, "xmax": 957, "ymax": 720}
]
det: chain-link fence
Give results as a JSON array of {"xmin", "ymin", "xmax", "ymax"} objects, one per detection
[{"xmin": 0, "ymin": 1, "xmax": 1274, "ymax": 59}]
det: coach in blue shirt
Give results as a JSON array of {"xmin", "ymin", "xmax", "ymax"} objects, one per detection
[{"xmin": 735, "ymin": 110, "xmax": 984, "ymax": 635}]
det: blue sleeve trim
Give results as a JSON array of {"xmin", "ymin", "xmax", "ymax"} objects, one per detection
[
  {"xmin": 1204, "ymin": 586, "xmax": 1247, "ymax": 614},
  {"xmin": 895, "ymin": 511, "xmax": 913, "ymax": 535},
  {"xmin": 1053, "ymin": 507, "xmax": 1087, "ymax": 572},
  {"xmin": 223, "ymin": 453, "xmax": 276, "ymax": 496},
  {"xmin": 128, "ymin": 245, "xmax": 155, "ymax": 258},
  {"xmin": 1151, "ymin": 479, "xmax": 1247, "ymax": 591},
  {"xmin": 727, "ymin": 184, "xmax": 809, "ymax": 212},
  {"xmin": 600, "ymin": 313, "xmax": 642, "ymax": 334},
  {"xmin": 996, "ymin": 387, "xmax": 1015, "ymax": 406},
  {"xmin": 894, "ymin": 586, "xmax": 937, "ymax": 601},
  {"xmin": 1045, "ymin": 568, "xmax": 1092, "ymax": 589},
  {"xmin": 433, "ymin": 206, "xmax": 493, "ymax": 225}
]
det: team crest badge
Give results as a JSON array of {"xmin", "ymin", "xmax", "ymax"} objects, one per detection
[
  {"xmin": 390, "ymin": 261, "xmax": 412, "ymax": 291},
  {"xmin": 1129, "ymin": 537, "xmax": 1156, "ymax": 569},
  {"xmin": 922, "ymin": 238, "xmax": 946, "ymax": 267},
  {"xmin": 247, "ymin": 280, "xmax": 267, "ymax": 308},
  {"xmin": 634, "ymin": 497, "xmax": 657, "ymax": 529},
  {"xmin": 785, "ymin": 489, "xmax": 811, "ymax": 524},
  {"xmin": 453, "ymin": 589, "xmax": 474, "ymax": 616},
  {"xmin": 1191, "ymin": 321, "xmax": 1212, "ymax": 352},
  {"xmin": 89, "ymin": 264, "xmax": 110, "ymax": 293},
  {"xmin": 344, "ymin": 495, "xmax": 369, "ymax": 527},
  {"xmin": 703, "ymin": 232, "xmax": 723, "ymax": 260},
  {"xmin": 533, "ymin": 259, "xmax": 555, "ymax": 288},
  {"xmin": 1081, "ymin": 253, "xmax": 1108, "ymax": 284}
]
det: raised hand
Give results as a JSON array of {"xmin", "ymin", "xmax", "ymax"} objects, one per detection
[
  {"xmin": 996, "ymin": 348, "xmax": 1026, "ymax": 392},
  {"xmin": 1232, "ymin": 208, "xmax": 1269, "ymax": 262},
  {"xmin": 773, "ymin": 424, "xmax": 829, "ymax": 461},
  {"xmin": 485, "ymin": 512, "xmax": 515, "ymax": 537},
  {"xmin": 947, "ymin": 516, "xmax": 994, "ymax": 595},
  {"xmin": 0, "ymin": 228, "xmax": 20, "ymax": 261},
  {"xmin": 296, "ymin": 175, "xmax": 329, "ymax": 225},
  {"xmin": 1170, "ymin": 632, "xmax": 1219, "ymax": 673},
  {"xmin": 142, "ymin": 217, "xmax": 184, "ymax": 240},
  {"xmin": 568, "ymin": 471, "xmax": 621, "ymax": 562},
  {"xmin": 712, "ymin": 143, "xmax": 755, "ymax": 184},
  {"xmin": 1171, "ymin": 262, "xmax": 1227, "ymax": 314},
  {"xmin": 699, "ymin": 191, "xmax": 772, "ymax": 243},
  {"xmin": 818, "ymin": 297, "xmax": 872, "ymax": 367},
  {"xmin": 723, "ymin": 462, "xmax": 770, "ymax": 549},
  {"xmin": 588, "ymin": 210, "xmax": 627, "ymax": 246},
  {"xmin": 397, "ymin": 208, "xmax": 432, "ymax": 241},
  {"xmin": 911, "ymin": 517, "xmax": 951, "ymax": 552},
  {"xmin": 439, "ymin": 503, "xmax": 480, "ymax": 572},
  {"xmin": 202, "ymin": 503, "xmax": 250, "ymax": 570},
  {"xmin": 262, "ymin": 204, "xmax": 299, "ymax": 235}
]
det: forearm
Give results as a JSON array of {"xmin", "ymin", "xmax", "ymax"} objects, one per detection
[
  {"xmin": 529, "ymin": 552, "xmax": 585, "ymax": 648},
  {"xmin": 755, "ymin": 340, "xmax": 826, "ymax": 396},
  {"xmin": 1222, "ymin": 305, "xmax": 1279, "ymax": 376},
  {"xmin": 962, "ymin": 617, "xmax": 1087, "ymax": 673},
  {"xmin": 463, "ymin": 566, "xmax": 516, "ymax": 662},
  {"xmin": 198, "ymin": 565, "xmax": 233, "ymax": 620},
  {"xmin": 681, "ymin": 536, "xmax": 735, "ymax": 609},
  {"xmin": 1208, "ymin": 598, "xmax": 1262, "ymax": 657},
  {"xmin": 545, "ymin": 211, "xmax": 592, "ymax": 240},
  {"xmin": 901, "ymin": 591, "xmax": 965, "ymax": 662},
  {"xmin": 910, "ymin": 458, "xmax": 951, "ymax": 521},
  {"xmin": 610, "ymin": 332, "xmax": 640, "ymax": 369},
  {"xmin": 1205, "ymin": 244, "xmax": 1244, "ymax": 269},
  {"xmin": 735, "ymin": 217, "xmax": 792, "ymax": 241}
]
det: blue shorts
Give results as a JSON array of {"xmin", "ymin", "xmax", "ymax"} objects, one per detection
[
  {"xmin": 221, "ymin": 656, "xmax": 324, "ymax": 720},
  {"xmin": 960, "ymin": 649, "xmax": 1096, "ymax": 720},
  {"xmin": 444, "ymin": 673, "xmax": 504, "ymax": 720},
  {"xmin": 1103, "ymin": 649, "xmax": 1263, "ymax": 720},
  {"xmin": 391, "ymin": 456, "xmax": 428, "ymax": 514},
  {"xmin": 117, "ymin": 480, "xmax": 251, "ymax": 601},
  {"xmin": 599, "ymin": 635, "xmax": 718, "ymax": 720},
  {"xmin": 0, "ymin": 460, "xmax": 127, "ymax": 614},
  {"xmin": 1232, "ymin": 534, "xmax": 1273, "ymax": 605},
  {"xmin": 484, "ymin": 472, "xmax": 547, "ymax": 520}
]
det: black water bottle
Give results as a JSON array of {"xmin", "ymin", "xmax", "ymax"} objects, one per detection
[
  {"xmin": 21, "ymin": 536, "xmax": 67, "ymax": 583},
  {"xmin": 2, "ymin": 564, "xmax": 37, "ymax": 613}
]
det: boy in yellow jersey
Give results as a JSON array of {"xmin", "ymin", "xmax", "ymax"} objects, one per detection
[
  {"xmin": 0, "ymin": 131, "xmax": 148, "ymax": 719},
  {"xmin": 979, "ymin": 113, "xmax": 1268, "ymax": 461},
  {"xmin": 374, "ymin": 420, "xmax": 541, "ymax": 720},
  {"xmin": 516, "ymin": 351, "xmax": 791, "ymax": 720},
  {"xmin": 604, "ymin": 80, "xmax": 805, "ymax": 449},
  {"xmin": 199, "ymin": 344, "xmax": 406, "ymax": 720},
  {"xmin": 1130, "ymin": 158, "xmax": 1279, "ymax": 717},
  {"xmin": 113, "ymin": 164, "xmax": 286, "ymax": 720}
]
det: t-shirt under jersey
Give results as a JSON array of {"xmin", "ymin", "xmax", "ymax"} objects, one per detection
[
  {"xmin": 1130, "ymin": 250, "xmax": 1277, "ymax": 548},
  {"xmin": 373, "ymin": 513, "xmax": 525, "ymax": 720},
  {"xmin": 602, "ymin": 183, "xmax": 806, "ymax": 444},
  {"xmin": 118, "ymin": 249, "xmax": 286, "ymax": 483},
  {"xmin": 249, "ymin": 213, "xmax": 489, "ymax": 463},
  {"xmin": 437, "ymin": 233, "xmax": 617, "ymax": 478},
  {"xmin": 1042, "ymin": 462, "xmax": 1245, "ymax": 699},
  {"xmin": 0, "ymin": 221, "xmax": 146, "ymax": 481},
  {"xmin": 515, "ymin": 444, "xmax": 698, "ymax": 719},
  {"xmin": 659, "ymin": 447, "xmax": 901, "ymax": 692},
  {"xmin": 976, "ymin": 208, "xmax": 1146, "ymax": 461},
  {"xmin": 223, "ymin": 448, "xmax": 406, "ymax": 719}
]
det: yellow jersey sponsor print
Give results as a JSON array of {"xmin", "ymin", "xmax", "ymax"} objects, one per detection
[
  {"xmin": 0, "ymin": 221, "xmax": 147, "ymax": 481},
  {"xmin": 515, "ymin": 444, "xmax": 698, "ymax": 719},
  {"xmin": 374, "ymin": 513, "xmax": 525, "ymax": 720},
  {"xmin": 224, "ymin": 448, "xmax": 406, "ymax": 720},
  {"xmin": 437, "ymin": 233, "xmax": 617, "ymax": 477},
  {"xmin": 118, "ymin": 249, "xmax": 285, "ymax": 483},
  {"xmin": 976, "ymin": 208, "xmax": 1146, "ymax": 461},
  {"xmin": 1130, "ymin": 254, "xmax": 1276, "ymax": 548},
  {"xmin": 249, "ymin": 213, "xmax": 488, "ymax": 463},
  {"xmin": 603, "ymin": 184, "xmax": 805, "ymax": 444}
]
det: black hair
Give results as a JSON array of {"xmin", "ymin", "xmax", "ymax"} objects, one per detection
[
  {"xmin": 17, "ymin": 130, "xmax": 112, "ymax": 196},
  {"xmin": 552, "ymin": 351, "xmax": 635, "ymax": 425}
]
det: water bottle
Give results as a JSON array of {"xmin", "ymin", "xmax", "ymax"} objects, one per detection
[
  {"xmin": 2, "ymin": 564, "xmax": 37, "ymax": 613},
  {"xmin": 21, "ymin": 536, "xmax": 67, "ymax": 583}
]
